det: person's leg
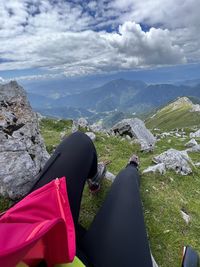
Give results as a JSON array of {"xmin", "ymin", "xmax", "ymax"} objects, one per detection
[
  {"xmin": 30, "ymin": 131, "xmax": 98, "ymax": 226},
  {"xmin": 81, "ymin": 164, "xmax": 153, "ymax": 267}
]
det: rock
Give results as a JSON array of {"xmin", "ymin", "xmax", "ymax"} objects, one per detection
[
  {"xmin": 186, "ymin": 144, "xmax": 200, "ymax": 153},
  {"xmin": 60, "ymin": 131, "xmax": 66, "ymax": 140},
  {"xmin": 72, "ymin": 120, "xmax": 78, "ymax": 133},
  {"xmin": 126, "ymin": 135, "xmax": 132, "ymax": 141},
  {"xmin": 112, "ymin": 118, "xmax": 156, "ymax": 152},
  {"xmin": 90, "ymin": 121, "xmax": 104, "ymax": 133},
  {"xmin": 105, "ymin": 171, "xmax": 115, "ymax": 182},
  {"xmin": 190, "ymin": 129, "xmax": 200, "ymax": 138},
  {"xmin": 185, "ymin": 139, "xmax": 198, "ymax": 148},
  {"xmin": 85, "ymin": 132, "xmax": 96, "ymax": 141},
  {"xmin": 180, "ymin": 210, "xmax": 191, "ymax": 224},
  {"xmin": 143, "ymin": 163, "xmax": 166, "ymax": 175},
  {"xmin": 0, "ymin": 81, "xmax": 49, "ymax": 199},
  {"xmin": 153, "ymin": 149, "xmax": 192, "ymax": 175},
  {"xmin": 77, "ymin": 118, "xmax": 88, "ymax": 128}
]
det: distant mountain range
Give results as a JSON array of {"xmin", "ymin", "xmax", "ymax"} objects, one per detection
[{"xmin": 26, "ymin": 78, "xmax": 200, "ymax": 121}]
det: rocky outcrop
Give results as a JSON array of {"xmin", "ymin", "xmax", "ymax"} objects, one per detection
[
  {"xmin": 153, "ymin": 149, "xmax": 192, "ymax": 175},
  {"xmin": 112, "ymin": 118, "xmax": 156, "ymax": 151},
  {"xmin": 0, "ymin": 81, "xmax": 49, "ymax": 199}
]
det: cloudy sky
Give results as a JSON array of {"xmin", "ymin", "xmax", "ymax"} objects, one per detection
[{"xmin": 0, "ymin": 0, "xmax": 200, "ymax": 82}]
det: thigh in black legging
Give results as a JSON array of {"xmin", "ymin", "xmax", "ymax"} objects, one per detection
[
  {"xmin": 30, "ymin": 131, "xmax": 98, "ymax": 225},
  {"xmin": 81, "ymin": 165, "xmax": 152, "ymax": 267}
]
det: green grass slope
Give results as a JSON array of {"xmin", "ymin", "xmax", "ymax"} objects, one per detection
[
  {"xmin": 40, "ymin": 118, "xmax": 200, "ymax": 267},
  {"xmin": 146, "ymin": 97, "xmax": 200, "ymax": 131},
  {"xmin": 1, "ymin": 118, "xmax": 200, "ymax": 267}
]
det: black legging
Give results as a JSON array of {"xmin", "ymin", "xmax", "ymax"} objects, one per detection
[{"xmin": 30, "ymin": 131, "xmax": 152, "ymax": 267}]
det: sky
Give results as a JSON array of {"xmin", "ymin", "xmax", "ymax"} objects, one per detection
[{"xmin": 0, "ymin": 0, "xmax": 200, "ymax": 83}]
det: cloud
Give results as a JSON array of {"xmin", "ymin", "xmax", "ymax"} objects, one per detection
[{"xmin": 0, "ymin": 0, "xmax": 198, "ymax": 77}]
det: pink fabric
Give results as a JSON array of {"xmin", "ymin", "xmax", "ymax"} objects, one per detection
[{"xmin": 0, "ymin": 177, "xmax": 76, "ymax": 267}]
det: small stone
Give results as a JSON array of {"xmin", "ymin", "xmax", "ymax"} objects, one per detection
[
  {"xmin": 85, "ymin": 132, "xmax": 96, "ymax": 141},
  {"xmin": 181, "ymin": 210, "xmax": 191, "ymax": 224},
  {"xmin": 105, "ymin": 171, "xmax": 115, "ymax": 182},
  {"xmin": 143, "ymin": 163, "xmax": 166, "ymax": 175},
  {"xmin": 77, "ymin": 118, "xmax": 88, "ymax": 128},
  {"xmin": 72, "ymin": 120, "xmax": 78, "ymax": 133},
  {"xmin": 126, "ymin": 135, "xmax": 132, "ymax": 140},
  {"xmin": 186, "ymin": 144, "xmax": 200, "ymax": 153},
  {"xmin": 185, "ymin": 139, "xmax": 198, "ymax": 148},
  {"xmin": 60, "ymin": 131, "xmax": 66, "ymax": 140},
  {"xmin": 190, "ymin": 129, "xmax": 200, "ymax": 138}
]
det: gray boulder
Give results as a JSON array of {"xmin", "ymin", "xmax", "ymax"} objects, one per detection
[
  {"xmin": 0, "ymin": 81, "xmax": 49, "ymax": 199},
  {"xmin": 112, "ymin": 118, "xmax": 156, "ymax": 151},
  {"xmin": 153, "ymin": 149, "xmax": 192, "ymax": 175}
]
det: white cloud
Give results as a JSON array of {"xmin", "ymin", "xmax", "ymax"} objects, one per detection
[{"xmin": 0, "ymin": 0, "xmax": 199, "ymax": 77}]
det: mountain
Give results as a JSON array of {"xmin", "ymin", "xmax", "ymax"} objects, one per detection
[
  {"xmin": 53, "ymin": 79, "xmax": 200, "ymax": 114},
  {"xmin": 25, "ymin": 78, "xmax": 200, "ymax": 120},
  {"xmin": 54, "ymin": 79, "xmax": 147, "ymax": 112},
  {"xmin": 146, "ymin": 97, "xmax": 200, "ymax": 130}
]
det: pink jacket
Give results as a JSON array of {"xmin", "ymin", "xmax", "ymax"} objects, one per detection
[{"xmin": 0, "ymin": 177, "xmax": 75, "ymax": 267}]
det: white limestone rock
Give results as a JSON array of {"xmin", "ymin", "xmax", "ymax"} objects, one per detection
[
  {"xmin": 90, "ymin": 121, "xmax": 104, "ymax": 133},
  {"xmin": 0, "ymin": 81, "xmax": 49, "ymax": 199},
  {"xmin": 190, "ymin": 129, "xmax": 200, "ymax": 138},
  {"xmin": 112, "ymin": 118, "xmax": 156, "ymax": 152},
  {"xmin": 185, "ymin": 139, "xmax": 198, "ymax": 148},
  {"xmin": 153, "ymin": 149, "xmax": 192, "ymax": 175},
  {"xmin": 72, "ymin": 120, "xmax": 78, "ymax": 133},
  {"xmin": 143, "ymin": 163, "xmax": 166, "ymax": 175},
  {"xmin": 77, "ymin": 118, "xmax": 88, "ymax": 128},
  {"xmin": 105, "ymin": 171, "xmax": 115, "ymax": 182},
  {"xmin": 186, "ymin": 144, "xmax": 200, "ymax": 153},
  {"xmin": 181, "ymin": 210, "xmax": 191, "ymax": 224},
  {"xmin": 85, "ymin": 132, "xmax": 96, "ymax": 141}
]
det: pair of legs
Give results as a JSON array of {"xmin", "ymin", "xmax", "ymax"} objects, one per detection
[{"xmin": 30, "ymin": 132, "xmax": 153, "ymax": 267}]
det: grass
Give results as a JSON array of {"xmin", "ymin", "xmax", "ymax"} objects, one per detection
[
  {"xmin": 1, "ymin": 118, "xmax": 200, "ymax": 267},
  {"xmin": 39, "ymin": 118, "xmax": 200, "ymax": 267}
]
